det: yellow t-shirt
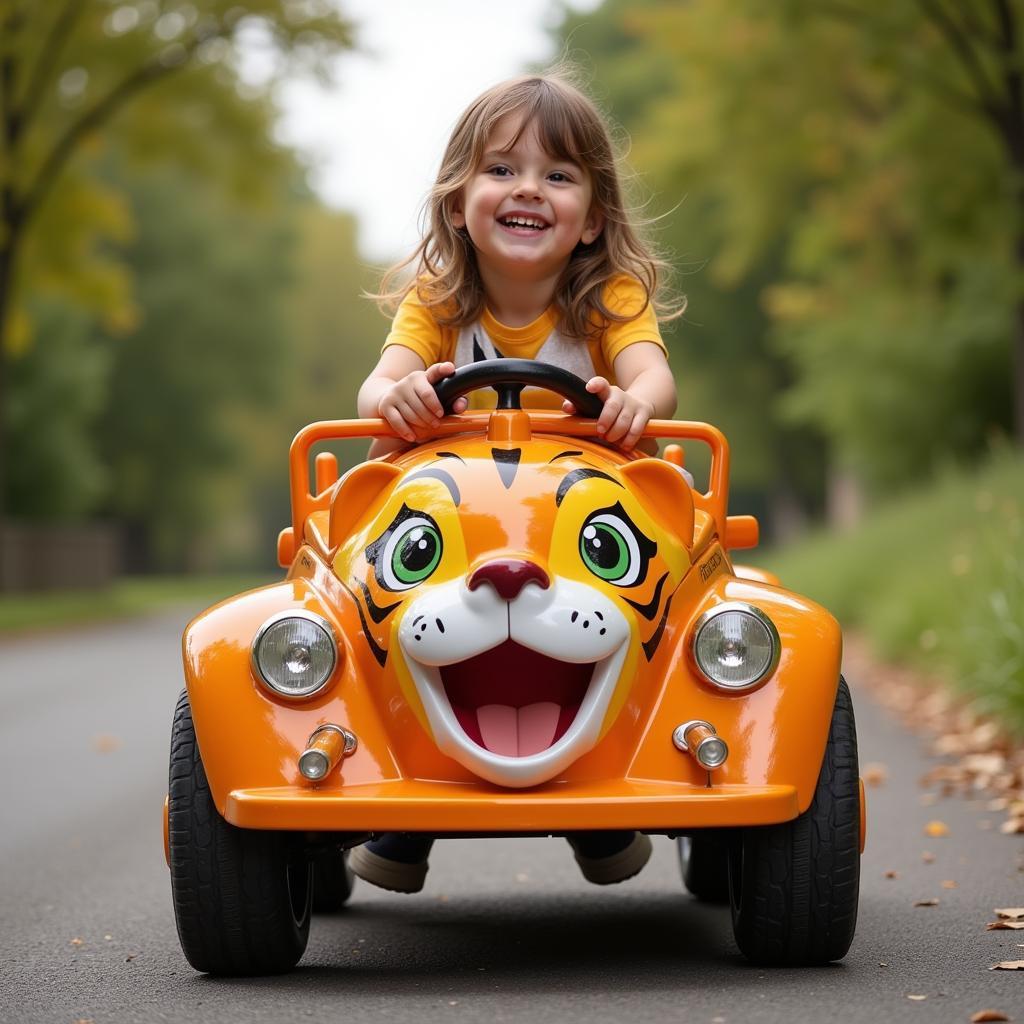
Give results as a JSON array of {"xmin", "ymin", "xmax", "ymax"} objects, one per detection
[{"xmin": 382, "ymin": 275, "xmax": 666, "ymax": 409}]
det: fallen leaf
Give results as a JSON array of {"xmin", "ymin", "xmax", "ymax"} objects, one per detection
[
  {"xmin": 914, "ymin": 898, "xmax": 940, "ymax": 907},
  {"xmin": 885, "ymin": 870, "xmax": 899, "ymax": 879},
  {"xmin": 104, "ymin": 934, "xmax": 112, "ymax": 941},
  {"xmin": 941, "ymin": 880, "xmax": 958, "ymax": 889},
  {"xmin": 995, "ymin": 908, "xmax": 1024, "ymax": 919},
  {"xmin": 125, "ymin": 953, "xmax": 136, "ymax": 962},
  {"xmin": 91, "ymin": 733, "xmax": 120, "ymax": 753},
  {"xmin": 863, "ymin": 762, "xmax": 888, "ymax": 787},
  {"xmin": 925, "ymin": 820, "xmax": 950, "ymax": 837},
  {"xmin": 1000, "ymin": 818, "xmax": 1024, "ymax": 835},
  {"xmin": 907, "ymin": 994, "xmax": 928, "ymax": 1001},
  {"xmin": 922, "ymin": 851, "xmax": 936, "ymax": 864},
  {"xmin": 70, "ymin": 937, "xmax": 83, "ymax": 946},
  {"xmin": 879, "ymin": 962, "xmax": 888, "ymax": 968},
  {"xmin": 971, "ymin": 1012, "xmax": 1011, "ymax": 1022},
  {"xmin": 989, "ymin": 961, "xmax": 1024, "ymax": 971},
  {"xmin": 986, "ymin": 921, "xmax": 1024, "ymax": 931}
]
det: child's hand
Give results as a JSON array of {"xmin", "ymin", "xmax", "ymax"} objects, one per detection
[
  {"xmin": 563, "ymin": 376, "xmax": 654, "ymax": 450},
  {"xmin": 377, "ymin": 362, "xmax": 468, "ymax": 442}
]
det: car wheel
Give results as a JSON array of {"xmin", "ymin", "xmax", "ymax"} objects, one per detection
[
  {"xmin": 312, "ymin": 848, "xmax": 356, "ymax": 912},
  {"xmin": 677, "ymin": 833, "xmax": 731, "ymax": 903},
  {"xmin": 168, "ymin": 690, "xmax": 312, "ymax": 975},
  {"xmin": 728, "ymin": 677, "xmax": 860, "ymax": 966}
]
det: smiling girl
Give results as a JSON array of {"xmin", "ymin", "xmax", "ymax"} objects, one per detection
[
  {"xmin": 358, "ymin": 67, "xmax": 682, "ymax": 457},
  {"xmin": 352, "ymin": 67, "xmax": 684, "ymax": 892}
]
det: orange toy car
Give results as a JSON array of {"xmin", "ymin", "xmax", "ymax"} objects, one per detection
[{"xmin": 166, "ymin": 361, "xmax": 863, "ymax": 975}]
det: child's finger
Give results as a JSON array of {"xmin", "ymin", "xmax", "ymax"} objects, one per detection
[
  {"xmin": 453, "ymin": 397, "xmax": 469, "ymax": 413},
  {"xmin": 586, "ymin": 375, "xmax": 610, "ymax": 396},
  {"xmin": 562, "ymin": 399, "xmax": 576, "ymax": 415},
  {"xmin": 596, "ymin": 394, "xmax": 622, "ymax": 434},
  {"xmin": 605, "ymin": 404, "xmax": 634, "ymax": 443},
  {"xmin": 396, "ymin": 398, "xmax": 433, "ymax": 430},
  {"xmin": 412, "ymin": 377, "xmax": 444, "ymax": 420},
  {"xmin": 621, "ymin": 410, "xmax": 649, "ymax": 450},
  {"xmin": 381, "ymin": 405, "xmax": 416, "ymax": 442},
  {"xmin": 424, "ymin": 361, "xmax": 456, "ymax": 384}
]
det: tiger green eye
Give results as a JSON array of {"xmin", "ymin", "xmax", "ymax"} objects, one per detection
[
  {"xmin": 580, "ymin": 522, "xmax": 629, "ymax": 581},
  {"xmin": 391, "ymin": 524, "xmax": 441, "ymax": 584}
]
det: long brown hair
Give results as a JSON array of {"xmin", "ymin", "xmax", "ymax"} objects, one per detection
[{"xmin": 375, "ymin": 66, "xmax": 684, "ymax": 339}]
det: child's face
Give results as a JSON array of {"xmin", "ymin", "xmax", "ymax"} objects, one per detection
[{"xmin": 452, "ymin": 113, "xmax": 604, "ymax": 282}]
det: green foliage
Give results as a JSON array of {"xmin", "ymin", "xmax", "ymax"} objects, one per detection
[
  {"xmin": 94, "ymin": 166, "xmax": 295, "ymax": 569},
  {"xmin": 0, "ymin": 0, "xmax": 353, "ymax": 348},
  {"xmin": 6, "ymin": 298, "xmax": 110, "ymax": 518},
  {"xmin": 552, "ymin": 0, "xmax": 1020, "ymax": 505},
  {"xmin": 761, "ymin": 448, "xmax": 1024, "ymax": 735}
]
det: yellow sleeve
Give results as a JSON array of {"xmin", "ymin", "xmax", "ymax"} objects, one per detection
[
  {"xmin": 383, "ymin": 288, "xmax": 445, "ymax": 365},
  {"xmin": 599, "ymin": 275, "xmax": 667, "ymax": 366}
]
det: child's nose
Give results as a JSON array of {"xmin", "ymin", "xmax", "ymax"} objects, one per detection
[{"xmin": 513, "ymin": 177, "xmax": 542, "ymax": 201}]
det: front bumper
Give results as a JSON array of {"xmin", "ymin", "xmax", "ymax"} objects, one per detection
[{"xmin": 223, "ymin": 779, "xmax": 800, "ymax": 832}]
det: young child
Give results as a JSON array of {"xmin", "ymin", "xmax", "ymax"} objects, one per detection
[{"xmin": 351, "ymin": 68, "xmax": 682, "ymax": 894}]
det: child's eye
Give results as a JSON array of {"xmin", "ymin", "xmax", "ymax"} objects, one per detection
[
  {"xmin": 548, "ymin": 171, "xmax": 573, "ymax": 183},
  {"xmin": 487, "ymin": 165, "xmax": 512, "ymax": 177}
]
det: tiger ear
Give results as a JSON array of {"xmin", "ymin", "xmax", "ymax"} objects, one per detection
[
  {"xmin": 619, "ymin": 458, "xmax": 695, "ymax": 550},
  {"xmin": 329, "ymin": 461, "xmax": 403, "ymax": 549}
]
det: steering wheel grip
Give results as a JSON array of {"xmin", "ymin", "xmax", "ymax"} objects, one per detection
[{"xmin": 432, "ymin": 359, "xmax": 604, "ymax": 418}]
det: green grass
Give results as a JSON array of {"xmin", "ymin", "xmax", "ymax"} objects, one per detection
[
  {"xmin": 0, "ymin": 573, "xmax": 276, "ymax": 635},
  {"xmin": 761, "ymin": 447, "xmax": 1024, "ymax": 737}
]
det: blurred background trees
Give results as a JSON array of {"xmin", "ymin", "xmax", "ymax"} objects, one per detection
[
  {"xmin": 557, "ymin": 0, "xmax": 1021, "ymax": 516},
  {"xmin": 1, "ymin": 0, "xmax": 1019, "ymax": 578},
  {"xmin": 0, "ymin": 0, "xmax": 383, "ymax": 573}
]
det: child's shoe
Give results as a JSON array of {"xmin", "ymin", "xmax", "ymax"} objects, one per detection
[
  {"xmin": 567, "ymin": 830, "xmax": 652, "ymax": 885},
  {"xmin": 349, "ymin": 834, "xmax": 434, "ymax": 893}
]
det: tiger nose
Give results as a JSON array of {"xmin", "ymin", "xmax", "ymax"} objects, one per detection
[{"xmin": 468, "ymin": 559, "xmax": 549, "ymax": 601}]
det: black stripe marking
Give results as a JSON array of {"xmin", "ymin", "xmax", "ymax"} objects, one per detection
[
  {"xmin": 642, "ymin": 593, "xmax": 673, "ymax": 662},
  {"xmin": 641, "ymin": 577, "xmax": 684, "ymax": 662},
  {"xmin": 623, "ymin": 572, "xmax": 669, "ymax": 622},
  {"xmin": 340, "ymin": 579, "xmax": 387, "ymax": 667},
  {"xmin": 549, "ymin": 450, "xmax": 583, "ymax": 463},
  {"xmin": 402, "ymin": 467, "xmax": 461, "ymax": 506},
  {"xmin": 492, "ymin": 447, "xmax": 521, "ymax": 489},
  {"xmin": 354, "ymin": 578, "xmax": 402, "ymax": 624},
  {"xmin": 436, "ymin": 452, "xmax": 465, "ymax": 462},
  {"xmin": 555, "ymin": 468, "xmax": 620, "ymax": 507}
]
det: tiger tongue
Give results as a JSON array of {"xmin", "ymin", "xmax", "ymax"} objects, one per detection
[{"xmin": 476, "ymin": 702, "xmax": 560, "ymax": 756}]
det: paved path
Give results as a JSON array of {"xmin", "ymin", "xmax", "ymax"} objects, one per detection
[{"xmin": 1, "ymin": 609, "xmax": 1021, "ymax": 1024}]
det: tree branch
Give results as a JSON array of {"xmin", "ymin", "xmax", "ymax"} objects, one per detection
[
  {"xmin": 19, "ymin": 47, "xmax": 192, "ymax": 226},
  {"xmin": 915, "ymin": 0, "xmax": 1005, "ymax": 115},
  {"xmin": 16, "ymin": 0, "xmax": 87, "ymax": 144}
]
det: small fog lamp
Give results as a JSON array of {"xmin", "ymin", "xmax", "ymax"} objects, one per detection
[
  {"xmin": 252, "ymin": 611, "xmax": 337, "ymax": 698},
  {"xmin": 673, "ymin": 720, "xmax": 729, "ymax": 771},
  {"xmin": 691, "ymin": 603, "xmax": 779, "ymax": 691}
]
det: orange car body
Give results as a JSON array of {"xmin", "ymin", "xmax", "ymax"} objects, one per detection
[{"xmin": 178, "ymin": 409, "xmax": 851, "ymax": 842}]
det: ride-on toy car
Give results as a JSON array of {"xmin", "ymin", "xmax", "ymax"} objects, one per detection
[{"xmin": 166, "ymin": 360, "xmax": 863, "ymax": 975}]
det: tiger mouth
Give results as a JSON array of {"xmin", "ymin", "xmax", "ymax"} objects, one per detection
[{"xmin": 441, "ymin": 639, "xmax": 593, "ymax": 756}]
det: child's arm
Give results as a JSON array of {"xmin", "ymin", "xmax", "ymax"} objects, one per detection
[
  {"xmin": 358, "ymin": 347, "xmax": 466, "ymax": 458},
  {"xmin": 563, "ymin": 342, "xmax": 676, "ymax": 451}
]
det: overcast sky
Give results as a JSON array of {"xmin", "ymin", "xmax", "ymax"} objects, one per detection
[{"xmin": 269, "ymin": 0, "xmax": 600, "ymax": 263}]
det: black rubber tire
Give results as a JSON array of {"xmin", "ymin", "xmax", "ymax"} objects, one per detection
[
  {"xmin": 312, "ymin": 848, "xmax": 356, "ymax": 912},
  {"xmin": 677, "ymin": 834, "xmax": 731, "ymax": 904},
  {"xmin": 728, "ymin": 677, "xmax": 861, "ymax": 966},
  {"xmin": 168, "ymin": 690, "xmax": 312, "ymax": 975}
]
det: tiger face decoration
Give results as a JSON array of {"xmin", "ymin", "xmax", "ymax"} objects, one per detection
[{"xmin": 331, "ymin": 435, "xmax": 694, "ymax": 788}]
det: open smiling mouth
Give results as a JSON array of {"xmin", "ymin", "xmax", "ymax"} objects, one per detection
[
  {"xmin": 440, "ymin": 639, "xmax": 593, "ymax": 757},
  {"xmin": 498, "ymin": 216, "xmax": 549, "ymax": 232}
]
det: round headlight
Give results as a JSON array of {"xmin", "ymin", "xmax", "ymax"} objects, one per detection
[
  {"xmin": 691, "ymin": 603, "xmax": 779, "ymax": 690},
  {"xmin": 252, "ymin": 611, "xmax": 337, "ymax": 698}
]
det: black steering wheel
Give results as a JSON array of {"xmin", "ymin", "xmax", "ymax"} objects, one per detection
[{"xmin": 432, "ymin": 359, "xmax": 604, "ymax": 418}]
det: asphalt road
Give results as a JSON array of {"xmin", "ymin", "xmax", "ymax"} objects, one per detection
[{"xmin": 1, "ymin": 607, "xmax": 1022, "ymax": 1024}]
